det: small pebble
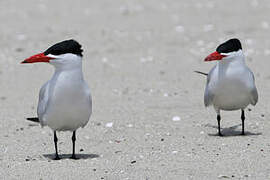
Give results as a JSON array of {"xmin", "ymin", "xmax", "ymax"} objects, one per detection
[
  {"xmin": 145, "ymin": 133, "xmax": 150, "ymax": 136},
  {"xmin": 106, "ymin": 122, "xmax": 113, "ymax": 128},
  {"xmin": 250, "ymin": 0, "xmax": 258, "ymax": 7},
  {"xmin": 218, "ymin": 175, "xmax": 229, "ymax": 178},
  {"xmin": 96, "ymin": 122, "xmax": 101, "ymax": 126},
  {"xmin": 264, "ymin": 49, "xmax": 270, "ymax": 56},
  {"xmin": 196, "ymin": 40, "xmax": 204, "ymax": 46},
  {"xmin": 172, "ymin": 116, "xmax": 181, "ymax": 121},
  {"xmin": 102, "ymin": 57, "xmax": 108, "ymax": 63},
  {"xmin": 203, "ymin": 24, "xmax": 214, "ymax": 32},
  {"xmin": 246, "ymin": 39, "xmax": 253, "ymax": 45},
  {"xmin": 175, "ymin": 25, "xmax": 185, "ymax": 33},
  {"xmin": 159, "ymin": 71, "xmax": 165, "ymax": 75},
  {"xmin": 261, "ymin": 21, "xmax": 269, "ymax": 29},
  {"xmin": 140, "ymin": 56, "xmax": 153, "ymax": 63},
  {"xmin": 16, "ymin": 34, "xmax": 27, "ymax": 41},
  {"xmin": 127, "ymin": 124, "xmax": 133, "ymax": 128},
  {"xmin": 131, "ymin": 160, "xmax": 136, "ymax": 164},
  {"xmin": 119, "ymin": 5, "xmax": 129, "ymax": 15},
  {"xmin": 28, "ymin": 124, "xmax": 38, "ymax": 127},
  {"xmin": 15, "ymin": 48, "xmax": 24, "ymax": 52}
]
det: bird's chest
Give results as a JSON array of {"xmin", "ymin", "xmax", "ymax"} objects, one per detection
[
  {"xmin": 215, "ymin": 76, "xmax": 245, "ymax": 93},
  {"xmin": 213, "ymin": 75, "xmax": 250, "ymax": 110},
  {"xmin": 45, "ymin": 82, "xmax": 90, "ymax": 126},
  {"xmin": 50, "ymin": 81, "xmax": 86, "ymax": 108}
]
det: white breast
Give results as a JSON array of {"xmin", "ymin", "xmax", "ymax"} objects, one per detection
[
  {"xmin": 39, "ymin": 69, "xmax": 92, "ymax": 131},
  {"xmin": 205, "ymin": 56, "xmax": 256, "ymax": 112},
  {"xmin": 212, "ymin": 77, "xmax": 251, "ymax": 110}
]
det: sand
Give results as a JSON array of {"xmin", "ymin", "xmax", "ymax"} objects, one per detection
[{"xmin": 0, "ymin": 0, "xmax": 270, "ymax": 179}]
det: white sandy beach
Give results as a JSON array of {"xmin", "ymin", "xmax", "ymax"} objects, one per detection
[{"xmin": 0, "ymin": 0, "xmax": 270, "ymax": 179}]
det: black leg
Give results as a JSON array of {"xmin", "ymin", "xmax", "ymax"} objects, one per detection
[
  {"xmin": 54, "ymin": 131, "xmax": 60, "ymax": 160},
  {"xmin": 71, "ymin": 131, "xmax": 78, "ymax": 159},
  {"xmin": 217, "ymin": 114, "xmax": 222, "ymax": 136},
  {"xmin": 241, "ymin": 110, "xmax": 245, "ymax": 135}
]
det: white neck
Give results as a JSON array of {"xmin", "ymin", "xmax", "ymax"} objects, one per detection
[
  {"xmin": 217, "ymin": 52, "xmax": 245, "ymax": 77},
  {"xmin": 54, "ymin": 60, "xmax": 83, "ymax": 72},
  {"xmin": 51, "ymin": 57, "xmax": 84, "ymax": 81},
  {"xmin": 218, "ymin": 51, "xmax": 245, "ymax": 67}
]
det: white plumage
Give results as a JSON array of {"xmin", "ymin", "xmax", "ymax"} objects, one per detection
[
  {"xmin": 22, "ymin": 39, "xmax": 92, "ymax": 159},
  {"xmin": 201, "ymin": 38, "xmax": 258, "ymax": 136},
  {"xmin": 37, "ymin": 54, "xmax": 92, "ymax": 131},
  {"xmin": 205, "ymin": 50, "xmax": 258, "ymax": 113}
]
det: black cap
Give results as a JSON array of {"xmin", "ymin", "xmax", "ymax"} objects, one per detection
[
  {"xmin": 216, "ymin": 38, "xmax": 242, "ymax": 53},
  {"xmin": 44, "ymin": 39, "xmax": 83, "ymax": 57}
]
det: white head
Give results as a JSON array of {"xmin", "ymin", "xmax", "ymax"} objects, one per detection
[
  {"xmin": 219, "ymin": 49, "xmax": 244, "ymax": 62},
  {"xmin": 21, "ymin": 39, "xmax": 83, "ymax": 69},
  {"xmin": 204, "ymin": 38, "xmax": 244, "ymax": 62},
  {"xmin": 47, "ymin": 53, "xmax": 82, "ymax": 69}
]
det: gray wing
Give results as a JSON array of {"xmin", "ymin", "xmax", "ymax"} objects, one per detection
[
  {"xmin": 249, "ymin": 71, "xmax": 258, "ymax": 105},
  {"xmin": 250, "ymin": 87, "xmax": 258, "ymax": 105},
  {"xmin": 83, "ymin": 81, "xmax": 92, "ymax": 115},
  {"xmin": 37, "ymin": 81, "xmax": 50, "ymax": 124},
  {"xmin": 80, "ymin": 81, "xmax": 92, "ymax": 128},
  {"xmin": 204, "ymin": 65, "xmax": 216, "ymax": 107}
]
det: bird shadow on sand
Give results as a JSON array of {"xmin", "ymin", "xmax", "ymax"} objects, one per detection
[
  {"xmin": 43, "ymin": 153, "xmax": 99, "ymax": 160},
  {"xmin": 206, "ymin": 124, "xmax": 262, "ymax": 137}
]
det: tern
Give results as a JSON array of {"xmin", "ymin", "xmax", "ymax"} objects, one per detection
[
  {"xmin": 22, "ymin": 39, "xmax": 92, "ymax": 159},
  {"xmin": 198, "ymin": 38, "xmax": 258, "ymax": 136}
]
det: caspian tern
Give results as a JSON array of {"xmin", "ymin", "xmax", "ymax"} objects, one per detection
[
  {"xmin": 22, "ymin": 39, "xmax": 92, "ymax": 160},
  {"xmin": 200, "ymin": 38, "xmax": 258, "ymax": 136}
]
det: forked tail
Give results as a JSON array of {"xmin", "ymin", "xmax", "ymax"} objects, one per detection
[
  {"xmin": 194, "ymin": 71, "xmax": 208, "ymax": 76},
  {"xmin": 26, "ymin": 117, "xmax": 39, "ymax": 123}
]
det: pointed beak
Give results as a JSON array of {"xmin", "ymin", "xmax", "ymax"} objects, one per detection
[
  {"xmin": 204, "ymin": 51, "xmax": 226, "ymax": 62},
  {"xmin": 21, "ymin": 53, "xmax": 55, "ymax": 64}
]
